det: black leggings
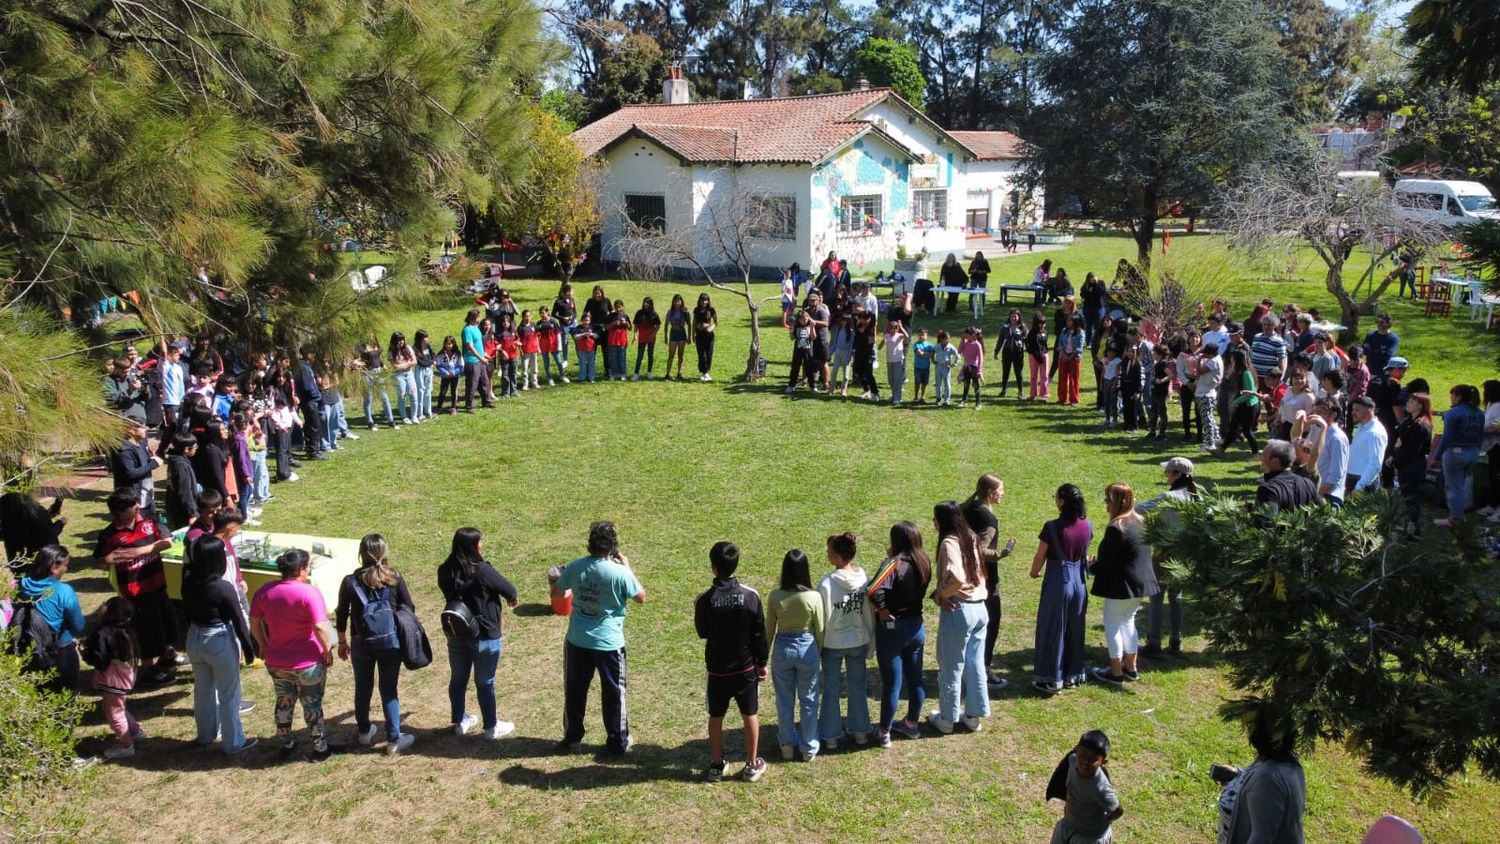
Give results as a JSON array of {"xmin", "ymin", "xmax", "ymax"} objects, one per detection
[
  {"xmin": 695, "ymin": 331, "xmax": 714, "ymax": 374},
  {"xmin": 436, "ymin": 375, "xmax": 458, "ymax": 409},
  {"xmin": 1000, "ymin": 351, "xmax": 1024, "ymax": 394},
  {"xmin": 961, "ymin": 370, "xmax": 981, "ymax": 405},
  {"xmin": 983, "ymin": 592, "xmax": 1002, "ymax": 669},
  {"xmin": 273, "ymin": 428, "xmax": 292, "ymax": 480},
  {"xmin": 1223, "ymin": 403, "xmax": 1260, "ymax": 452},
  {"xmin": 853, "ymin": 352, "xmax": 878, "ymax": 396},
  {"xmin": 788, "ymin": 347, "xmax": 812, "ymax": 388},
  {"xmin": 1179, "ymin": 385, "xmax": 1200, "ymax": 439},
  {"xmin": 634, "ymin": 343, "xmax": 655, "ymax": 375}
]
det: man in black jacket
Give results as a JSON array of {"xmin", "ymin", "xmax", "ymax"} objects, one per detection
[
  {"xmin": 295, "ymin": 346, "xmax": 325, "ymax": 461},
  {"xmin": 112, "ymin": 420, "xmax": 161, "ymax": 517},
  {"xmin": 1254, "ymin": 440, "xmax": 1317, "ymax": 525},
  {"xmin": 693, "ymin": 541, "xmax": 768, "ymax": 782}
]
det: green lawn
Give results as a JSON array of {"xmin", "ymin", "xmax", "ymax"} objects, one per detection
[{"xmin": 52, "ymin": 235, "xmax": 1499, "ymax": 841}]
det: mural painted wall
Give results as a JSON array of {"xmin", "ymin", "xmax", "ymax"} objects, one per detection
[{"xmin": 811, "ymin": 135, "xmax": 912, "ymax": 267}]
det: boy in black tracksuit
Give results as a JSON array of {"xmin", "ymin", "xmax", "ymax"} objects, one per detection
[
  {"xmin": 164, "ymin": 434, "xmax": 200, "ymax": 530},
  {"xmin": 694, "ymin": 541, "xmax": 769, "ymax": 782}
]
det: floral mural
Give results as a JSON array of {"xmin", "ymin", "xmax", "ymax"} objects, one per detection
[{"xmin": 811, "ymin": 138, "xmax": 911, "ymax": 267}]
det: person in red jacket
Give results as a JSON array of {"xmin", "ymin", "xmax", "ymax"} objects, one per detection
[
  {"xmin": 537, "ymin": 306, "xmax": 567, "ymax": 386},
  {"xmin": 632, "ymin": 297, "xmax": 661, "ymax": 381},
  {"xmin": 606, "ymin": 300, "xmax": 632, "ymax": 382},
  {"xmin": 518, "ymin": 310, "xmax": 541, "ymax": 390},
  {"xmin": 573, "ymin": 313, "xmax": 599, "ymax": 383},
  {"xmin": 496, "ymin": 316, "xmax": 519, "ymax": 398}
]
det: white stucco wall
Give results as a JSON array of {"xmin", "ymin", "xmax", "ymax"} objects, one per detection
[
  {"xmin": 598, "ymin": 138, "xmax": 692, "ymax": 264},
  {"xmin": 961, "ymin": 160, "xmax": 1044, "ymax": 231}
]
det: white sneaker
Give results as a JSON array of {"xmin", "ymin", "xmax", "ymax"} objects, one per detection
[
  {"xmin": 357, "ymin": 724, "xmax": 378, "ymax": 746},
  {"xmin": 286, "ymin": 472, "xmax": 300, "ymax": 482},
  {"xmin": 455, "ymin": 714, "xmax": 479, "ymax": 736},
  {"xmin": 386, "ymin": 733, "xmax": 415, "ymax": 756},
  {"xmin": 484, "ymin": 721, "xmax": 516, "ymax": 740},
  {"xmin": 548, "ymin": 379, "xmax": 556, "ymax": 386},
  {"xmin": 344, "ymin": 432, "xmax": 360, "ymax": 440},
  {"xmin": 561, "ymin": 377, "xmax": 570, "ymax": 384},
  {"xmin": 247, "ymin": 507, "xmax": 264, "ymax": 518},
  {"xmin": 245, "ymin": 519, "xmax": 262, "ymax": 527},
  {"xmin": 926, "ymin": 712, "xmax": 955, "ymax": 735},
  {"xmin": 959, "ymin": 715, "xmax": 982, "ymax": 732}
]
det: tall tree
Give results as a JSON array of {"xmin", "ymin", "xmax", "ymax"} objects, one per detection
[
  {"xmin": 1023, "ymin": 0, "xmax": 1297, "ymax": 267},
  {"xmin": 1404, "ymin": 0, "xmax": 1500, "ymax": 94},
  {"xmin": 851, "ymin": 37, "xmax": 927, "ymax": 107},
  {"xmin": 1269, "ymin": 0, "xmax": 1378, "ymax": 119},
  {"xmin": 488, "ymin": 109, "xmax": 601, "ymax": 285}
]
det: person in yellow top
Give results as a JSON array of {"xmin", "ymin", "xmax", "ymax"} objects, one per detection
[
  {"xmin": 765, "ymin": 550, "xmax": 826, "ymax": 762},
  {"xmin": 928, "ymin": 501, "xmax": 990, "ymax": 735}
]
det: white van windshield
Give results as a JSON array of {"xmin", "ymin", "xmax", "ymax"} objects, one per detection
[{"xmin": 1458, "ymin": 195, "xmax": 1496, "ymax": 212}]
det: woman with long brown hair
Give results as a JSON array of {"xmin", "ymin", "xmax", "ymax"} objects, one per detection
[
  {"xmin": 867, "ymin": 521, "xmax": 932, "ymax": 746},
  {"xmin": 928, "ymin": 501, "xmax": 990, "ymax": 734},
  {"xmin": 336, "ymin": 534, "xmax": 418, "ymax": 755},
  {"xmin": 1089, "ymin": 484, "xmax": 1158, "ymax": 685}
]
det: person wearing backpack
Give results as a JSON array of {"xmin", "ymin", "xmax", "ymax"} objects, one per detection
[
  {"xmin": 182, "ymin": 535, "xmax": 258, "ymax": 755},
  {"xmin": 12, "ymin": 545, "xmax": 85, "ymax": 693},
  {"xmin": 336, "ymin": 534, "xmax": 417, "ymax": 755},
  {"xmin": 437, "ymin": 527, "xmax": 518, "ymax": 741}
]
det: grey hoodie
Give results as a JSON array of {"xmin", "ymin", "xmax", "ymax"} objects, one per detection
[{"xmin": 817, "ymin": 566, "xmax": 875, "ymax": 650}]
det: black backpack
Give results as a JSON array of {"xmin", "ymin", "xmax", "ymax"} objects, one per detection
[
  {"xmin": 440, "ymin": 597, "xmax": 479, "ymax": 640},
  {"xmin": 6, "ymin": 600, "xmax": 62, "ymax": 674},
  {"xmin": 351, "ymin": 580, "xmax": 400, "ymax": 655}
]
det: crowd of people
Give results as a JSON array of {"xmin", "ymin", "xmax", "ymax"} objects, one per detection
[
  {"xmin": 778, "ymin": 258, "xmax": 1500, "ymax": 533},
  {"xmin": 6, "ymin": 464, "xmax": 1315, "ymax": 841},
  {"xmin": 4, "ymin": 254, "xmax": 1496, "ymax": 844}
]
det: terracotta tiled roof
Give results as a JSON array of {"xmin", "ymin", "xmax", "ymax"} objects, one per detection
[
  {"xmin": 947, "ymin": 131, "xmax": 1025, "ymax": 160},
  {"xmin": 574, "ymin": 88, "xmax": 910, "ymax": 164}
]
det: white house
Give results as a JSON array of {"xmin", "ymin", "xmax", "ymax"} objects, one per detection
[{"xmin": 572, "ymin": 74, "xmax": 1042, "ymax": 277}]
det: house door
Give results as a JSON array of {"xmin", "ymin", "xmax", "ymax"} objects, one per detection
[{"xmin": 966, "ymin": 208, "xmax": 989, "ymax": 233}]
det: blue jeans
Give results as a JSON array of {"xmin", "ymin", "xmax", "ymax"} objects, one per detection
[
  {"xmin": 934, "ymin": 366, "xmax": 953, "ymax": 403},
  {"xmin": 186, "ymin": 622, "xmax": 246, "ymax": 752},
  {"xmin": 363, "ymin": 371, "xmax": 395, "ymax": 426},
  {"xmin": 249, "ymin": 450, "xmax": 269, "ymax": 501},
  {"xmin": 771, "ymin": 632, "xmax": 821, "ymax": 756},
  {"xmin": 447, "ymin": 637, "xmax": 502, "ymax": 729},
  {"xmin": 1442, "ymin": 448, "xmax": 1479, "ymax": 519},
  {"xmin": 818, "ymin": 644, "xmax": 871, "ymax": 741},
  {"xmin": 874, "ymin": 616, "xmax": 926, "ymax": 729},
  {"xmin": 332, "ymin": 395, "xmax": 349, "ymax": 436},
  {"xmin": 394, "ymin": 370, "xmax": 417, "ymax": 420},
  {"xmin": 937, "ymin": 601, "xmax": 990, "ymax": 721},
  {"xmin": 321, "ymin": 400, "xmax": 340, "ymax": 451},
  {"xmin": 577, "ymin": 349, "xmax": 597, "ymax": 382},
  {"xmin": 606, "ymin": 345, "xmax": 627, "ymax": 378},
  {"xmin": 352, "ymin": 643, "xmax": 404, "ymax": 741},
  {"xmin": 415, "ymin": 365, "xmax": 434, "ymax": 417},
  {"xmin": 887, "ymin": 360, "xmax": 906, "ymax": 403},
  {"xmin": 542, "ymin": 351, "xmax": 562, "ymax": 381}
]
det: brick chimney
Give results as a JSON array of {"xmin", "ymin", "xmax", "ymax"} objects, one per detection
[{"xmin": 663, "ymin": 63, "xmax": 689, "ymax": 105}]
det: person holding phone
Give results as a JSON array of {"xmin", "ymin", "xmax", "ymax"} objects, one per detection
[
  {"xmin": 551, "ymin": 521, "xmax": 646, "ymax": 755},
  {"xmin": 961, "ymin": 474, "xmax": 1017, "ymax": 690}
]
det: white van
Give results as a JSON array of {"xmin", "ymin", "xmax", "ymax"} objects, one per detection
[{"xmin": 1393, "ymin": 179, "xmax": 1498, "ymax": 226}]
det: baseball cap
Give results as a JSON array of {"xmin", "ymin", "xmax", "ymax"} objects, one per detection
[
  {"xmin": 1226, "ymin": 321, "xmax": 1243, "ymax": 334},
  {"xmin": 1160, "ymin": 457, "xmax": 1195, "ymax": 475},
  {"xmin": 1384, "ymin": 356, "xmax": 1408, "ymax": 371}
]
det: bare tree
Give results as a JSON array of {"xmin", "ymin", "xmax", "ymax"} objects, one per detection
[
  {"xmin": 616, "ymin": 174, "xmax": 784, "ymax": 380},
  {"xmin": 1219, "ymin": 163, "xmax": 1446, "ymax": 339}
]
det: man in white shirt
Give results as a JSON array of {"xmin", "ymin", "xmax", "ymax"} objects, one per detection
[
  {"xmin": 1314, "ymin": 398, "xmax": 1350, "ymax": 505},
  {"xmin": 1346, "ymin": 395, "xmax": 1388, "ymax": 496}
]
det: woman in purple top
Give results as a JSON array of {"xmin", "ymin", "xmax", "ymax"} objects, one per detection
[{"xmin": 1029, "ymin": 483, "xmax": 1093, "ymax": 695}]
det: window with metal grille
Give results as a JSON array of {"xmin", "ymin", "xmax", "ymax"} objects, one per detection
[
  {"xmin": 624, "ymin": 194, "xmax": 666, "ymax": 232},
  {"xmin": 913, "ymin": 189, "xmax": 948, "ymax": 228},
  {"xmin": 839, "ymin": 195, "xmax": 882, "ymax": 235}
]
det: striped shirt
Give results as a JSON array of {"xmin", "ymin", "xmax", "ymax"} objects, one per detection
[{"xmin": 1249, "ymin": 333, "xmax": 1287, "ymax": 378}]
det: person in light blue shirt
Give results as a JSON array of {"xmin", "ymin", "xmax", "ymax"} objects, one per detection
[
  {"xmin": 1314, "ymin": 398, "xmax": 1350, "ymax": 504},
  {"xmin": 1346, "ymin": 396, "xmax": 1388, "ymax": 495},
  {"xmin": 551, "ymin": 520, "xmax": 645, "ymax": 755}
]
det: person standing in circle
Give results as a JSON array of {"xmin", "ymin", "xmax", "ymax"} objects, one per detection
[
  {"xmin": 1030, "ymin": 484, "xmax": 1093, "ymax": 695},
  {"xmin": 1090, "ymin": 483, "xmax": 1159, "ymax": 685},
  {"xmin": 693, "ymin": 293, "xmax": 718, "ymax": 381},
  {"xmin": 438, "ymin": 527, "xmax": 519, "ymax": 741},
  {"xmin": 551, "ymin": 521, "xmax": 646, "ymax": 755},
  {"xmin": 961, "ymin": 474, "xmax": 1017, "ymax": 690},
  {"xmin": 250, "ymin": 548, "xmax": 338, "ymax": 761},
  {"xmin": 337, "ymin": 534, "xmax": 418, "ymax": 755}
]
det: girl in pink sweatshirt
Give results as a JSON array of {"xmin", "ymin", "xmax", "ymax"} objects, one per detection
[{"xmin": 959, "ymin": 327, "xmax": 985, "ymax": 410}]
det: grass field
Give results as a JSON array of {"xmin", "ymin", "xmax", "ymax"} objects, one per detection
[{"xmin": 50, "ymin": 235, "xmax": 1500, "ymax": 842}]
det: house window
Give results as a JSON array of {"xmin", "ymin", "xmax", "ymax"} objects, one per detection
[
  {"xmin": 624, "ymin": 194, "xmax": 666, "ymax": 232},
  {"xmin": 913, "ymin": 189, "xmax": 948, "ymax": 228},
  {"xmin": 839, "ymin": 195, "xmax": 882, "ymax": 235},
  {"xmin": 750, "ymin": 196, "xmax": 797, "ymax": 240}
]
